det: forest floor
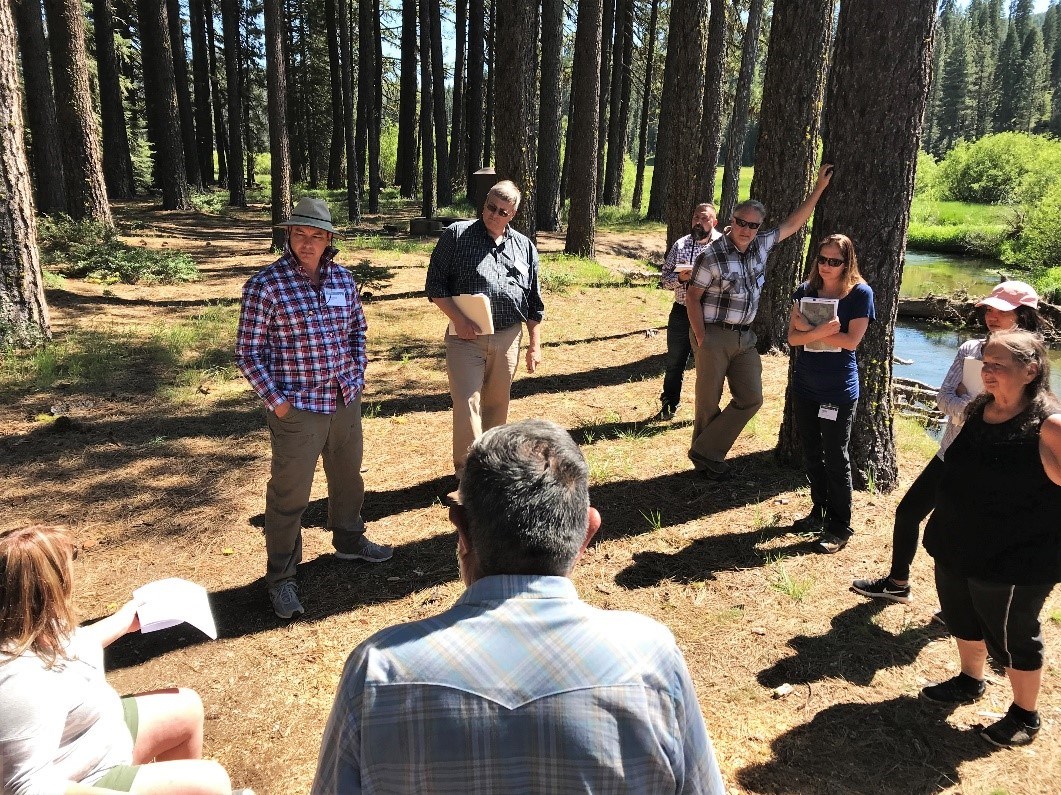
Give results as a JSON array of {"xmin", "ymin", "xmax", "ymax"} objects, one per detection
[{"xmin": 1, "ymin": 198, "xmax": 1058, "ymax": 794}]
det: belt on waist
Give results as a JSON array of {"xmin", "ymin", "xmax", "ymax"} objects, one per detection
[{"xmin": 709, "ymin": 321, "xmax": 752, "ymax": 332}]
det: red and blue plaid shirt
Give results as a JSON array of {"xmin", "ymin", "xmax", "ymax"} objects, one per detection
[{"xmin": 236, "ymin": 246, "xmax": 367, "ymax": 414}]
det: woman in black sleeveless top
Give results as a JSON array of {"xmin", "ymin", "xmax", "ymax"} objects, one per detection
[{"xmin": 920, "ymin": 330, "xmax": 1061, "ymax": 748}]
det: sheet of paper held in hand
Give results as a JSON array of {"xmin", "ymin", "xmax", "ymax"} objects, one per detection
[
  {"xmin": 799, "ymin": 297, "xmax": 840, "ymax": 353},
  {"xmin": 962, "ymin": 357, "xmax": 984, "ymax": 395},
  {"xmin": 133, "ymin": 578, "xmax": 218, "ymax": 640},
  {"xmin": 448, "ymin": 294, "xmax": 494, "ymax": 336}
]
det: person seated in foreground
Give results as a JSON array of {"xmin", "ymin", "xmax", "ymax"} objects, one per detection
[
  {"xmin": 0, "ymin": 525, "xmax": 237, "ymax": 795},
  {"xmin": 312, "ymin": 420, "xmax": 725, "ymax": 794}
]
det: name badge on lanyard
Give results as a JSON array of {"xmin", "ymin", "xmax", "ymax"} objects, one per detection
[
  {"xmin": 818, "ymin": 404, "xmax": 839, "ymax": 422},
  {"xmin": 323, "ymin": 288, "xmax": 348, "ymax": 307}
]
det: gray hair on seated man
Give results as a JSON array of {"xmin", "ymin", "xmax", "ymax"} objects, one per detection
[
  {"xmin": 488, "ymin": 179, "xmax": 522, "ymax": 210},
  {"xmin": 457, "ymin": 420, "xmax": 594, "ymax": 579}
]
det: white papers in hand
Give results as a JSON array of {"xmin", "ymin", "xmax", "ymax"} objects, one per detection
[
  {"xmin": 133, "ymin": 578, "xmax": 218, "ymax": 640},
  {"xmin": 799, "ymin": 297, "xmax": 840, "ymax": 353},
  {"xmin": 962, "ymin": 357, "xmax": 984, "ymax": 396},
  {"xmin": 447, "ymin": 294, "xmax": 494, "ymax": 336}
]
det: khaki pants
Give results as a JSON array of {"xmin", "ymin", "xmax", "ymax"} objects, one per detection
[
  {"xmin": 446, "ymin": 323, "xmax": 523, "ymax": 476},
  {"xmin": 263, "ymin": 393, "xmax": 365, "ymax": 585},
  {"xmin": 688, "ymin": 324, "xmax": 763, "ymax": 468}
]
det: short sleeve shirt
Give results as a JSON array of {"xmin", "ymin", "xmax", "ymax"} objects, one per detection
[
  {"xmin": 690, "ymin": 228, "xmax": 781, "ymax": 325},
  {"xmin": 791, "ymin": 281, "xmax": 875, "ymax": 404}
]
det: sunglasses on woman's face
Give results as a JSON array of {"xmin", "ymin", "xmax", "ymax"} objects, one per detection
[
  {"xmin": 816, "ymin": 255, "xmax": 846, "ymax": 268},
  {"xmin": 730, "ymin": 216, "xmax": 761, "ymax": 230}
]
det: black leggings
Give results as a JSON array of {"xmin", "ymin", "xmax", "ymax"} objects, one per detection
[{"xmin": 889, "ymin": 455, "xmax": 944, "ymax": 581}]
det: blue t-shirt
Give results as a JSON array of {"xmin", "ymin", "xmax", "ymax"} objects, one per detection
[{"xmin": 791, "ymin": 281, "xmax": 875, "ymax": 404}]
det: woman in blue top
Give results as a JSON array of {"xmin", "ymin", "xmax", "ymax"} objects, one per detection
[{"xmin": 787, "ymin": 234, "xmax": 875, "ymax": 554}]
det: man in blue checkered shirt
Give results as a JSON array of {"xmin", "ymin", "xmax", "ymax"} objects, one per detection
[
  {"xmin": 313, "ymin": 420, "xmax": 726, "ymax": 794},
  {"xmin": 685, "ymin": 165, "xmax": 833, "ymax": 478},
  {"xmin": 236, "ymin": 198, "xmax": 392, "ymax": 620},
  {"xmin": 425, "ymin": 180, "xmax": 545, "ymax": 504}
]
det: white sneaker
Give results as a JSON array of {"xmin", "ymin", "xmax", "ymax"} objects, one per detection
[{"xmin": 268, "ymin": 581, "xmax": 304, "ymax": 619}]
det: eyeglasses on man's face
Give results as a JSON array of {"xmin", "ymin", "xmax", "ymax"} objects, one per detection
[
  {"xmin": 485, "ymin": 201, "xmax": 512, "ymax": 219},
  {"xmin": 816, "ymin": 255, "xmax": 846, "ymax": 268},
  {"xmin": 731, "ymin": 216, "xmax": 761, "ymax": 230}
]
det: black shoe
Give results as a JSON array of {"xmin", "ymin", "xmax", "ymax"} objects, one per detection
[
  {"xmin": 813, "ymin": 532, "xmax": 848, "ymax": 554},
  {"xmin": 920, "ymin": 673, "xmax": 985, "ymax": 704},
  {"xmin": 851, "ymin": 576, "xmax": 912, "ymax": 604},
  {"xmin": 792, "ymin": 512, "xmax": 826, "ymax": 533},
  {"xmin": 695, "ymin": 458, "xmax": 731, "ymax": 480},
  {"xmin": 980, "ymin": 706, "xmax": 1040, "ymax": 747}
]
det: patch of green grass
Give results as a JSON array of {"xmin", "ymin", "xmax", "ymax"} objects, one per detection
[
  {"xmin": 639, "ymin": 509, "xmax": 663, "ymax": 531},
  {"xmin": 38, "ymin": 215, "xmax": 200, "ymax": 285},
  {"xmin": 42, "ymin": 271, "xmax": 66, "ymax": 289},
  {"xmin": 345, "ymin": 235, "xmax": 433, "ymax": 255},
  {"xmin": 540, "ymin": 253, "xmax": 623, "ymax": 292},
  {"xmin": 894, "ymin": 415, "xmax": 941, "ymax": 461},
  {"xmin": 766, "ymin": 554, "xmax": 813, "ymax": 602}
]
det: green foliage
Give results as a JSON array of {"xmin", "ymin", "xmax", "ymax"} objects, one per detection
[
  {"xmin": 935, "ymin": 133, "xmax": 1061, "ymax": 204},
  {"xmin": 539, "ymin": 253, "xmax": 622, "ymax": 292},
  {"xmin": 380, "ymin": 124, "xmax": 398, "ymax": 186},
  {"xmin": 1002, "ymin": 180, "xmax": 1061, "ymax": 277},
  {"xmin": 914, "ymin": 151, "xmax": 939, "ymax": 198},
  {"xmin": 38, "ymin": 215, "xmax": 200, "ymax": 285}
]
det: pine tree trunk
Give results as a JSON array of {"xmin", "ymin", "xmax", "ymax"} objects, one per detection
[
  {"xmin": 338, "ymin": 0, "xmax": 360, "ymax": 222},
  {"xmin": 137, "ymin": 0, "xmax": 191, "ymax": 209},
  {"xmin": 564, "ymin": 0, "xmax": 602, "ymax": 257},
  {"xmin": 43, "ymin": 0, "xmax": 112, "ymax": 224},
  {"xmin": 396, "ymin": 0, "xmax": 417, "ymax": 195},
  {"xmin": 325, "ymin": 0, "xmax": 344, "ymax": 189},
  {"xmin": 631, "ymin": 0, "xmax": 659, "ymax": 213},
  {"xmin": 484, "ymin": 0, "xmax": 494, "ymax": 165},
  {"xmin": 284, "ymin": 0, "xmax": 302, "ymax": 184},
  {"xmin": 369, "ymin": 0, "xmax": 381, "ymax": 211},
  {"xmin": 779, "ymin": 0, "xmax": 938, "ymax": 493},
  {"xmin": 188, "ymin": 0, "xmax": 214, "ymax": 184},
  {"xmin": 1, "ymin": 0, "xmax": 50, "ymax": 347},
  {"xmin": 166, "ymin": 0, "xmax": 202, "ymax": 189},
  {"xmin": 207, "ymin": 0, "xmax": 228, "ymax": 187},
  {"xmin": 449, "ymin": 0, "xmax": 467, "ymax": 196},
  {"xmin": 535, "ymin": 0, "xmax": 563, "ymax": 231},
  {"xmin": 428, "ymin": 0, "xmax": 451, "ymax": 208},
  {"xmin": 13, "ymin": 0, "xmax": 67, "ymax": 212},
  {"xmin": 91, "ymin": 0, "xmax": 136, "ymax": 200},
  {"xmin": 718, "ymin": 0, "xmax": 765, "ymax": 224},
  {"xmin": 596, "ymin": 0, "xmax": 614, "ymax": 205},
  {"xmin": 494, "ymin": 0, "xmax": 537, "ymax": 238},
  {"xmin": 355, "ymin": 0, "xmax": 370, "ymax": 194},
  {"xmin": 220, "ymin": 0, "xmax": 245, "ymax": 204},
  {"xmin": 465, "ymin": 0, "xmax": 485, "ymax": 186},
  {"xmin": 418, "ymin": 0, "xmax": 435, "ymax": 219},
  {"xmin": 603, "ymin": 0, "xmax": 633, "ymax": 206},
  {"xmin": 660, "ymin": 0, "xmax": 709, "ymax": 248},
  {"xmin": 264, "ymin": 0, "xmax": 290, "ymax": 250},
  {"xmin": 750, "ymin": 0, "xmax": 835, "ymax": 361},
  {"xmin": 695, "ymin": 0, "xmax": 726, "ymax": 204}
]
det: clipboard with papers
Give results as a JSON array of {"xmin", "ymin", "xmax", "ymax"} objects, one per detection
[{"xmin": 447, "ymin": 294, "xmax": 495, "ymax": 336}]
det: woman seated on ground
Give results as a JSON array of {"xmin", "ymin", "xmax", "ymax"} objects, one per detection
[
  {"xmin": 852, "ymin": 281, "xmax": 1045, "ymax": 605},
  {"xmin": 919, "ymin": 330, "xmax": 1061, "ymax": 748},
  {"xmin": 786, "ymin": 233, "xmax": 874, "ymax": 554},
  {"xmin": 0, "ymin": 525, "xmax": 233, "ymax": 795}
]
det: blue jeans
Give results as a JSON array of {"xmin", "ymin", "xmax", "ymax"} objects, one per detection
[
  {"xmin": 661, "ymin": 302, "xmax": 692, "ymax": 410},
  {"xmin": 794, "ymin": 394, "xmax": 857, "ymax": 538}
]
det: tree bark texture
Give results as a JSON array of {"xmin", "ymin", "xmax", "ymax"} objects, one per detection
[
  {"xmin": 369, "ymin": 0, "xmax": 381, "ymax": 211},
  {"xmin": 325, "ymin": 0, "xmax": 344, "ymax": 189},
  {"xmin": 418, "ymin": 0, "xmax": 435, "ymax": 219},
  {"xmin": 337, "ymin": 0, "xmax": 360, "ymax": 222},
  {"xmin": 355, "ymin": 0, "xmax": 370, "ymax": 192},
  {"xmin": 166, "ymin": 0, "xmax": 202, "ymax": 189},
  {"xmin": 206, "ymin": 0, "xmax": 228, "ymax": 187},
  {"xmin": 660, "ymin": 0, "xmax": 709, "ymax": 249},
  {"xmin": 220, "ymin": 0, "xmax": 245, "ymax": 204},
  {"xmin": 449, "ymin": 0, "xmax": 467, "ymax": 195},
  {"xmin": 396, "ymin": 0, "xmax": 417, "ymax": 195},
  {"xmin": 596, "ymin": 0, "xmax": 614, "ymax": 204},
  {"xmin": 428, "ymin": 0, "xmax": 451, "ymax": 208},
  {"xmin": 564, "ymin": 0, "xmax": 602, "ymax": 257},
  {"xmin": 535, "ymin": 0, "xmax": 563, "ymax": 231},
  {"xmin": 750, "ymin": 0, "xmax": 834, "ymax": 358},
  {"xmin": 778, "ymin": 0, "xmax": 938, "ymax": 494},
  {"xmin": 188, "ymin": 0, "xmax": 214, "ymax": 184},
  {"xmin": 494, "ymin": 0, "xmax": 537, "ymax": 238},
  {"xmin": 1, "ymin": 0, "xmax": 50, "ymax": 347},
  {"xmin": 484, "ymin": 0, "xmax": 494, "ymax": 165},
  {"xmin": 13, "ymin": 0, "xmax": 67, "ymax": 212},
  {"xmin": 603, "ymin": 0, "xmax": 634, "ymax": 205},
  {"xmin": 137, "ymin": 0, "xmax": 191, "ymax": 209},
  {"xmin": 695, "ymin": 0, "xmax": 726, "ymax": 204},
  {"xmin": 92, "ymin": 0, "xmax": 136, "ymax": 199},
  {"xmin": 718, "ymin": 0, "xmax": 764, "ymax": 224},
  {"xmin": 465, "ymin": 0, "xmax": 485, "ymax": 187},
  {"xmin": 631, "ymin": 0, "xmax": 659, "ymax": 213},
  {"xmin": 43, "ymin": 0, "xmax": 112, "ymax": 224},
  {"xmin": 264, "ymin": 0, "xmax": 290, "ymax": 250}
]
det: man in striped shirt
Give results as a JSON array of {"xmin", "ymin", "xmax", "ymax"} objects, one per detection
[
  {"xmin": 685, "ymin": 165, "xmax": 833, "ymax": 479},
  {"xmin": 313, "ymin": 420, "xmax": 725, "ymax": 794},
  {"xmin": 236, "ymin": 198, "xmax": 392, "ymax": 620}
]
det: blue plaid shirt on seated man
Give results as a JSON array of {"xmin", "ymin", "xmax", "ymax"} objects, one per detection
[
  {"xmin": 236, "ymin": 245, "xmax": 367, "ymax": 413},
  {"xmin": 689, "ymin": 227, "xmax": 781, "ymax": 326},
  {"xmin": 312, "ymin": 575, "xmax": 725, "ymax": 794}
]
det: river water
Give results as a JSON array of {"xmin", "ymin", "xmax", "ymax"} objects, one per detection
[{"xmin": 894, "ymin": 250, "xmax": 1061, "ymax": 392}]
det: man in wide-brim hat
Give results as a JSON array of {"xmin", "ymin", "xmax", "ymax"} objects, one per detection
[{"xmin": 236, "ymin": 197, "xmax": 392, "ymax": 619}]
